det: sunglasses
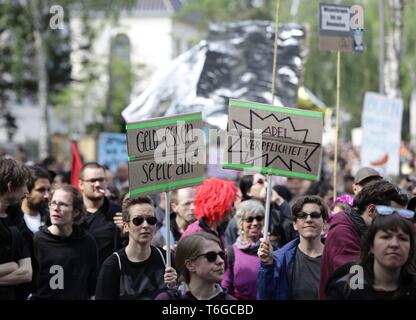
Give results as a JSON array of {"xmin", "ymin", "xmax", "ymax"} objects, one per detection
[
  {"xmin": 244, "ymin": 215, "xmax": 265, "ymax": 223},
  {"xmin": 127, "ymin": 216, "xmax": 158, "ymax": 226},
  {"xmin": 195, "ymin": 251, "xmax": 225, "ymax": 263},
  {"xmin": 255, "ymin": 178, "xmax": 265, "ymax": 185},
  {"xmin": 296, "ymin": 211, "xmax": 322, "ymax": 220},
  {"xmin": 375, "ymin": 205, "xmax": 414, "ymax": 220}
]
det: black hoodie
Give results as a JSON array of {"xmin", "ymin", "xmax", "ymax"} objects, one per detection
[
  {"xmin": 80, "ymin": 197, "xmax": 122, "ymax": 267},
  {"xmin": 31, "ymin": 225, "xmax": 98, "ymax": 300}
]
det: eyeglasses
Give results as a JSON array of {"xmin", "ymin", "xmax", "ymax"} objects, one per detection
[
  {"xmin": 296, "ymin": 211, "xmax": 322, "ymax": 220},
  {"xmin": 126, "ymin": 216, "xmax": 158, "ymax": 226},
  {"xmin": 195, "ymin": 251, "xmax": 225, "ymax": 263},
  {"xmin": 375, "ymin": 205, "xmax": 414, "ymax": 220},
  {"xmin": 244, "ymin": 215, "xmax": 264, "ymax": 223},
  {"xmin": 82, "ymin": 178, "xmax": 105, "ymax": 184},
  {"xmin": 50, "ymin": 201, "xmax": 71, "ymax": 209}
]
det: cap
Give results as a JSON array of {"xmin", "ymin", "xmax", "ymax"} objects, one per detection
[{"xmin": 354, "ymin": 167, "xmax": 382, "ymax": 185}]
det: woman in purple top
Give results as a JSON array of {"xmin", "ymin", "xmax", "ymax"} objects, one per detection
[{"xmin": 222, "ymin": 200, "xmax": 264, "ymax": 300}]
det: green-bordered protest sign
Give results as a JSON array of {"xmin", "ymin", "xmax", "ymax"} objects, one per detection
[
  {"xmin": 223, "ymin": 99, "xmax": 323, "ymax": 180},
  {"xmin": 126, "ymin": 112, "xmax": 205, "ymax": 197}
]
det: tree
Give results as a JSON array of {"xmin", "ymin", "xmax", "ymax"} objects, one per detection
[{"xmin": 384, "ymin": 0, "xmax": 404, "ymax": 99}]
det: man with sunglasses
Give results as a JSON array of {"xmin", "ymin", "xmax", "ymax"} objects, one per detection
[
  {"xmin": 318, "ymin": 179, "xmax": 408, "ymax": 299},
  {"xmin": 95, "ymin": 196, "xmax": 177, "ymax": 300},
  {"xmin": 78, "ymin": 162, "xmax": 123, "ymax": 268},
  {"xmin": 257, "ymin": 196, "xmax": 329, "ymax": 300}
]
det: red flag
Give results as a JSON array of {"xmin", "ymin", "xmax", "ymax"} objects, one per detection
[{"xmin": 70, "ymin": 141, "xmax": 83, "ymax": 190}]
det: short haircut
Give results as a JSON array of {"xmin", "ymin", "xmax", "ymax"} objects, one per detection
[
  {"xmin": 235, "ymin": 199, "xmax": 265, "ymax": 227},
  {"xmin": 175, "ymin": 232, "xmax": 222, "ymax": 283},
  {"xmin": 79, "ymin": 162, "xmax": 105, "ymax": 179},
  {"xmin": 355, "ymin": 180, "xmax": 407, "ymax": 215},
  {"xmin": 122, "ymin": 196, "xmax": 154, "ymax": 222},
  {"xmin": 239, "ymin": 175, "xmax": 254, "ymax": 201},
  {"xmin": 291, "ymin": 195, "xmax": 329, "ymax": 222},
  {"xmin": 0, "ymin": 159, "xmax": 32, "ymax": 195},
  {"xmin": 27, "ymin": 165, "xmax": 52, "ymax": 193},
  {"xmin": 50, "ymin": 185, "xmax": 86, "ymax": 223},
  {"xmin": 171, "ymin": 188, "xmax": 193, "ymax": 205}
]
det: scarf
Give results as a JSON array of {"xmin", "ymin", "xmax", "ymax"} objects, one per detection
[{"xmin": 235, "ymin": 235, "xmax": 260, "ymax": 254}]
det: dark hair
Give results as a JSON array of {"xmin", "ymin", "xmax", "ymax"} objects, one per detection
[
  {"xmin": 239, "ymin": 175, "xmax": 254, "ymax": 201},
  {"xmin": 291, "ymin": 195, "xmax": 329, "ymax": 222},
  {"xmin": 122, "ymin": 196, "xmax": 154, "ymax": 222},
  {"xmin": 27, "ymin": 165, "xmax": 52, "ymax": 192},
  {"xmin": 273, "ymin": 185, "xmax": 292, "ymax": 202},
  {"xmin": 357, "ymin": 214, "xmax": 416, "ymax": 298},
  {"xmin": 50, "ymin": 185, "xmax": 86, "ymax": 223},
  {"xmin": 0, "ymin": 159, "xmax": 32, "ymax": 195},
  {"xmin": 175, "ymin": 232, "xmax": 222, "ymax": 283},
  {"xmin": 79, "ymin": 162, "xmax": 105, "ymax": 180},
  {"xmin": 355, "ymin": 180, "xmax": 408, "ymax": 215}
]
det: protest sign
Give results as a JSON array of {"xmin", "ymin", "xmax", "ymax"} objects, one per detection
[
  {"xmin": 126, "ymin": 113, "xmax": 205, "ymax": 196},
  {"xmin": 361, "ymin": 92, "xmax": 403, "ymax": 176},
  {"xmin": 97, "ymin": 133, "xmax": 128, "ymax": 172},
  {"xmin": 223, "ymin": 99, "xmax": 323, "ymax": 180},
  {"xmin": 319, "ymin": 3, "xmax": 364, "ymax": 53}
]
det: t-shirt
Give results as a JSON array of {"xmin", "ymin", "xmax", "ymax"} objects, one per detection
[
  {"xmin": 95, "ymin": 246, "xmax": 174, "ymax": 300},
  {"xmin": 23, "ymin": 214, "xmax": 42, "ymax": 234},
  {"xmin": 291, "ymin": 248, "xmax": 322, "ymax": 300},
  {"xmin": 0, "ymin": 218, "xmax": 30, "ymax": 300}
]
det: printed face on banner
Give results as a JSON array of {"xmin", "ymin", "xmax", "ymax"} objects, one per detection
[
  {"xmin": 126, "ymin": 113, "xmax": 206, "ymax": 197},
  {"xmin": 223, "ymin": 100, "xmax": 323, "ymax": 180}
]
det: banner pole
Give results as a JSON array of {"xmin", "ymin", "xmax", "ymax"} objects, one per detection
[
  {"xmin": 264, "ymin": 0, "xmax": 280, "ymax": 241},
  {"xmin": 165, "ymin": 191, "xmax": 171, "ymax": 268},
  {"xmin": 333, "ymin": 51, "xmax": 341, "ymax": 201},
  {"xmin": 263, "ymin": 174, "xmax": 273, "ymax": 242},
  {"xmin": 271, "ymin": 0, "xmax": 281, "ymax": 104}
]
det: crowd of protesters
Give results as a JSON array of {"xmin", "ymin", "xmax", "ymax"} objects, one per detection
[{"xmin": 1, "ymin": 145, "xmax": 416, "ymax": 300}]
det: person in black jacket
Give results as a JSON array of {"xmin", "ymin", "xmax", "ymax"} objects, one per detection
[
  {"xmin": 6, "ymin": 165, "xmax": 52, "ymax": 299},
  {"xmin": 0, "ymin": 158, "xmax": 32, "ymax": 300},
  {"xmin": 78, "ymin": 162, "xmax": 122, "ymax": 267},
  {"xmin": 326, "ymin": 210, "xmax": 416, "ymax": 300},
  {"xmin": 31, "ymin": 185, "xmax": 98, "ymax": 300}
]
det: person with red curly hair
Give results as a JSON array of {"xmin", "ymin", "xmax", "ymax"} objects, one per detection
[{"xmin": 181, "ymin": 179, "xmax": 238, "ymax": 248}]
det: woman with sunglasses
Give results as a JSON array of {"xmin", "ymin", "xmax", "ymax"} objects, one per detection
[
  {"xmin": 31, "ymin": 185, "xmax": 98, "ymax": 300},
  {"xmin": 225, "ymin": 173, "xmax": 295, "ymax": 249},
  {"xmin": 95, "ymin": 196, "xmax": 177, "ymax": 299},
  {"xmin": 155, "ymin": 232, "xmax": 235, "ymax": 300},
  {"xmin": 257, "ymin": 196, "xmax": 329, "ymax": 300},
  {"xmin": 326, "ymin": 211, "xmax": 416, "ymax": 299},
  {"xmin": 221, "ymin": 200, "xmax": 265, "ymax": 300}
]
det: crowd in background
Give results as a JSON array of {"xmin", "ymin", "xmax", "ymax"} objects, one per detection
[{"xmin": 1, "ymin": 141, "xmax": 416, "ymax": 300}]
